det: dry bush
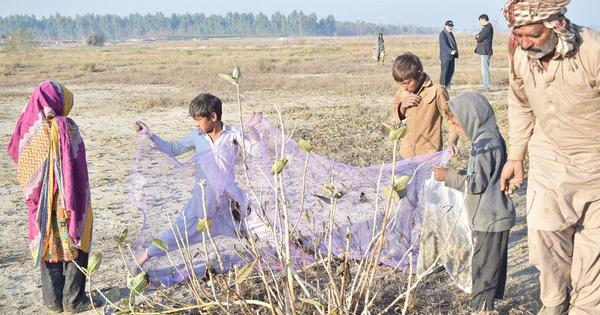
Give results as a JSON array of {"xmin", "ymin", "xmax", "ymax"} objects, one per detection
[
  {"xmin": 82, "ymin": 62, "xmax": 99, "ymax": 73},
  {"xmin": 131, "ymin": 96, "xmax": 187, "ymax": 110}
]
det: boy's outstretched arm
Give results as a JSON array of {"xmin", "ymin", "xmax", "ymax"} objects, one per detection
[{"xmin": 135, "ymin": 121, "xmax": 195, "ymax": 157}]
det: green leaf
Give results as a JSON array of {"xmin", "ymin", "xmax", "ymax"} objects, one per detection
[
  {"xmin": 380, "ymin": 123, "xmax": 393, "ymax": 137},
  {"xmin": 271, "ymin": 159, "xmax": 288, "ymax": 175},
  {"xmin": 392, "ymin": 175, "xmax": 411, "ymax": 191},
  {"xmin": 218, "ymin": 73, "xmax": 238, "ymax": 85},
  {"xmin": 129, "ymin": 272, "xmax": 149, "ymax": 294},
  {"xmin": 388, "ymin": 126, "xmax": 407, "ymax": 141},
  {"xmin": 151, "ymin": 239, "xmax": 168, "ymax": 252},
  {"xmin": 87, "ymin": 253, "xmax": 102, "ymax": 273},
  {"xmin": 298, "ymin": 139, "xmax": 313, "ymax": 153},
  {"xmin": 197, "ymin": 218, "xmax": 212, "ymax": 232},
  {"xmin": 115, "ymin": 228, "xmax": 128, "ymax": 247},
  {"xmin": 232, "ymin": 66, "xmax": 241, "ymax": 80},
  {"xmin": 383, "ymin": 187, "xmax": 400, "ymax": 200}
]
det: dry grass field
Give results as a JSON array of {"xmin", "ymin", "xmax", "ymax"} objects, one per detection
[{"xmin": 0, "ymin": 34, "xmax": 538, "ymax": 314}]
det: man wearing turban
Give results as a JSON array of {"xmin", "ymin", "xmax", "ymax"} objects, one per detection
[{"xmin": 500, "ymin": 0, "xmax": 600, "ymax": 314}]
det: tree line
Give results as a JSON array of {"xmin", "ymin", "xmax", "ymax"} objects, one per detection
[{"xmin": 0, "ymin": 11, "xmax": 436, "ymax": 40}]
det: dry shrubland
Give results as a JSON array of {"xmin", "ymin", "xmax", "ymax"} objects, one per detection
[
  {"xmin": 0, "ymin": 34, "xmax": 539, "ymax": 314},
  {"xmin": 0, "ymin": 34, "xmax": 508, "ymax": 96}
]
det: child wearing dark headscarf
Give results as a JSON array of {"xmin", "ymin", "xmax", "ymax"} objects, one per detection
[{"xmin": 432, "ymin": 92, "xmax": 515, "ymax": 314}]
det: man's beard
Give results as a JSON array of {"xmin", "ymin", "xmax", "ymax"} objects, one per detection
[{"xmin": 526, "ymin": 31, "xmax": 558, "ymax": 59}]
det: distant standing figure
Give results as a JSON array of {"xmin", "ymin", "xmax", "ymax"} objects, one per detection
[
  {"xmin": 375, "ymin": 32, "xmax": 385, "ymax": 64},
  {"xmin": 439, "ymin": 20, "xmax": 459, "ymax": 89},
  {"xmin": 475, "ymin": 14, "xmax": 494, "ymax": 91}
]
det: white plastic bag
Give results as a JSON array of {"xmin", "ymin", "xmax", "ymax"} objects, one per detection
[{"xmin": 417, "ymin": 178, "xmax": 473, "ymax": 293}]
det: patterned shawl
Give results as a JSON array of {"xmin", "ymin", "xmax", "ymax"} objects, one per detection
[{"xmin": 8, "ymin": 81, "xmax": 93, "ymax": 265}]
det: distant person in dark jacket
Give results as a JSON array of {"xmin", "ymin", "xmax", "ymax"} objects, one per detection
[
  {"xmin": 439, "ymin": 20, "xmax": 459, "ymax": 90},
  {"xmin": 475, "ymin": 14, "xmax": 494, "ymax": 91}
]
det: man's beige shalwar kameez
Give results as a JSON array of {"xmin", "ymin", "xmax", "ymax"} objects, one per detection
[{"xmin": 508, "ymin": 25, "xmax": 600, "ymax": 313}]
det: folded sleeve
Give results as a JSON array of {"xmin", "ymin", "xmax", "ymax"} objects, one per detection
[{"xmin": 391, "ymin": 88, "xmax": 404, "ymax": 121}]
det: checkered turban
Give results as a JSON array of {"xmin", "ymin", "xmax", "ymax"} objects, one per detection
[{"xmin": 502, "ymin": 0, "xmax": 570, "ymax": 27}]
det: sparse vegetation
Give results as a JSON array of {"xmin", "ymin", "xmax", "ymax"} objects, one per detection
[
  {"xmin": 2, "ymin": 29, "xmax": 36, "ymax": 55},
  {"xmin": 0, "ymin": 35, "xmax": 536, "ymax": 314}
]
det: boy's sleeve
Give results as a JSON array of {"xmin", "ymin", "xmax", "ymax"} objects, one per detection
[
  {"xmin": 435, "ymin": 87, "xmax": 459, "ymax": 145},
  {"xmin": 391, "ymin": 88, "xmax": 404, "ymax": 121},
  {"xmin": 150, "ymin": 131, "xmax": 195, "ymax": 157},
  {"xmin": 507, "ymin": 49, "xmax": 534, "ymax": 160},
  {"xmin": 445, "ymin": 148, "xmax": 493, "ymax": 194}
]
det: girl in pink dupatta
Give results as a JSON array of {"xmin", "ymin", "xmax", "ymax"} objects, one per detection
[{"xmin": 8, "ymin": 81, "xmax": 94, "ymax": 313}]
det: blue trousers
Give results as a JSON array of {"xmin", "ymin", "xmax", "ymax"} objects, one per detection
[{"xmin": 480, "ymin": 54, "xmax": 491, "ymax": 90}]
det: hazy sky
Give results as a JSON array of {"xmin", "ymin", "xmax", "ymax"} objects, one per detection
[{"xmin": 3, "ymin": 0, "xmax": 599, "ymax": 31}]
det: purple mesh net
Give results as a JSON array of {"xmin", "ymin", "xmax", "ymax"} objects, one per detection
[{"xmin": 128, "ymin": 116, "xmax": 471, "ymax": 290}]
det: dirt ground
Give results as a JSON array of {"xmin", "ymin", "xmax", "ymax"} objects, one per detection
[{"xmin": 0, "ymin": 35, "xmax": 539, "ymax": 314}]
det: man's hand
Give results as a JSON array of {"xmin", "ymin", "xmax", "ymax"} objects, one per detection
[
  {"xmin": 432, "ymin": 165, "xmax": 448, "ymax": 181},
  {"xmin": 500, "ymin": 160, "xmax": 524, "ymax": 194},
  {"xmin": 135, "ymin": 121, "xmax": 154, "ymax": 138},
  {"xmin": 451, "ymin": 50, "xmax": 457, "ymax": 56}
]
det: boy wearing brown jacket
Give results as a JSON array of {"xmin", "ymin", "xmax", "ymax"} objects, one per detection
[{"xmin": 391, "ymin": 52, "xmax": 458, "ymax": 159}]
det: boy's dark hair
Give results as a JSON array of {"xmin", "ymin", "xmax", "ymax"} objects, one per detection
[
  {"xmin": 479, "ymin": 14, "xmax": 489, "ymax": 21},
  {"xmin": 189, "ymin": 93, "xmax": 222, "ymax": 120},
  {"xmin": 392, "ymin": 53, "xmax": 423, "ymax": 82}
]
